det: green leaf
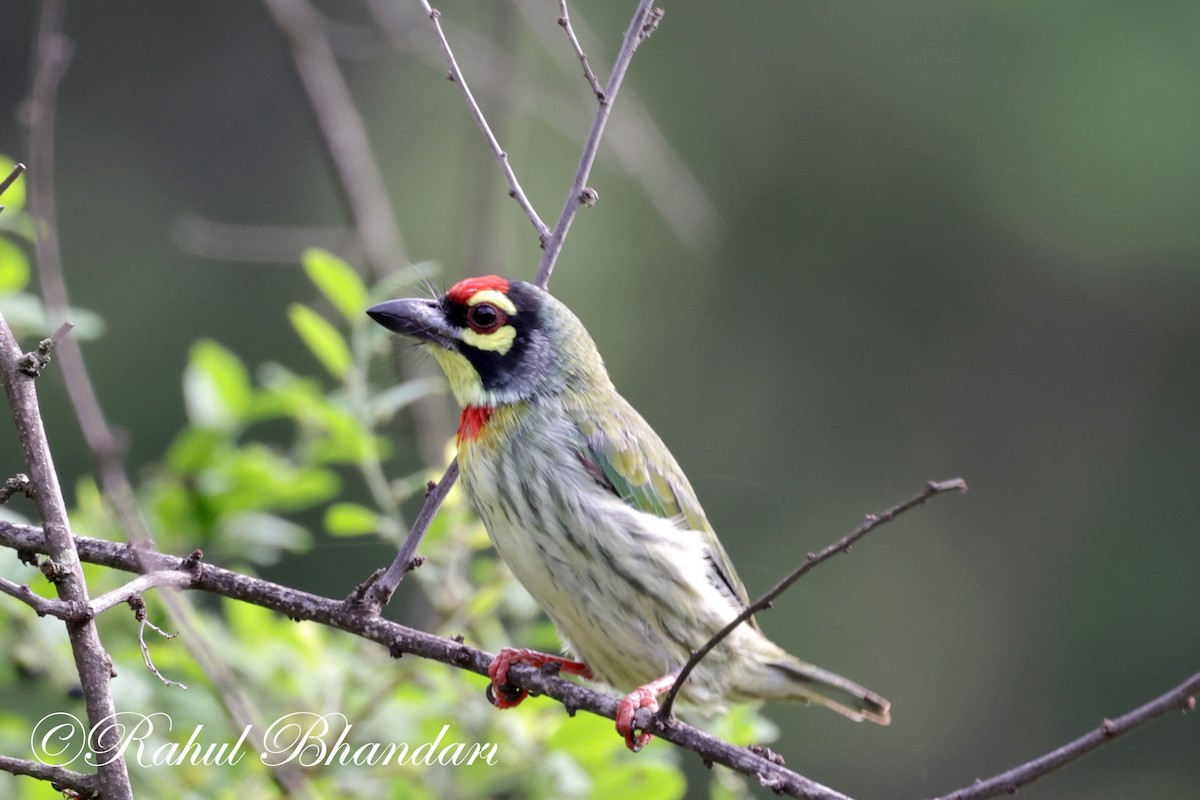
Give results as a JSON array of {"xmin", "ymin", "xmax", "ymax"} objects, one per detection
[
  {"xmin": 324, "ymin": 502, "xmax": 380, "ymax": 537},
  {"xmin": 288, "ymin": 303, "xmax": 352, "ymax": 379},
  {"xmin": 0, "ymin": 237, "xmax": 29, "ymax": 292},
  {"xmin": 183, "ymin": 339, "xmax": 252, "ymax": 430},
  {"xmin": 302, "ymin": 248, "xmax": 367, "ymax": 324},
  {"xmin": 0, "ymin": 156, "xmax": 25, "ymax": 211},
  {"xmin": 369, "ymin": 376, "xmax": 444, "ymax": 423}
]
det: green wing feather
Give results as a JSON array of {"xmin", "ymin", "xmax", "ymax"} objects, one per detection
[{"xmin": 566, "ymin": 395, "xmax": 758, "ymax": 626}]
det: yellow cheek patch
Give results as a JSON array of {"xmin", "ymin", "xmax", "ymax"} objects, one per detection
[
  {"xmin": 462, "ymin": 324, "xmax": 516, "ymax": 355},
  {"xmin": 466, "ymin": 289, "xmax": 517, "ymax": 315},
  {"xmin": 428, "ymin": 347, "xmax": 485, "ymax": 406}
]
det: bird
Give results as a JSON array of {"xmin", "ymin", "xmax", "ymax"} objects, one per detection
[{"xmin": 367, "ymin": 275, "xmax": 890, "ymax": 751}]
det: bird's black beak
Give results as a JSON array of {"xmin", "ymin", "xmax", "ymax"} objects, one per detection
[{"xmin": 367, "ymin": 298, "xmax": 458, "ymax": 349}]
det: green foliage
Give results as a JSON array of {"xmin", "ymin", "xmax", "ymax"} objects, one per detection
[{"xmin": 0, "ymin": 253, "xmax": 739, "ymax": 799}]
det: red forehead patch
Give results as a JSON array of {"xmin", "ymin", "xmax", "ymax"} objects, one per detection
[{"xmin": 447, "ymin": 275, "xmax": 510, "ymax": 305}]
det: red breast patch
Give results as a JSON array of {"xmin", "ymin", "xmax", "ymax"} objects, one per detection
[
  {"xmin": 448, "ymin": 275, "xmax": 510, "ymax": 305},
  {"xmin": 458, "ymin": 406, "xmax": 494, "ymax": 443}
]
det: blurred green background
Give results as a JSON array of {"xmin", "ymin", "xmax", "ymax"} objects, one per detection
[{"xmin": 2, "ymin": 1, "xmax": 1199, "ymax": 798}]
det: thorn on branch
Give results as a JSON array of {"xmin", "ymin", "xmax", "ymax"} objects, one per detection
[{"xmin": 579, "ymin": 187, "xmax": 599, "ymax": 207}]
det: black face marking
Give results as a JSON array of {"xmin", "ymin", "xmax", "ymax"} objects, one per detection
[{"xmin": 443, "ymin": 281, "xmax": 546, "ymax": 393}]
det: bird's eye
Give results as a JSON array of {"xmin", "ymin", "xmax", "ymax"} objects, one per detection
[{"xmin": 466, "ymin": 302, "xmax": 507, "ymax": 334}]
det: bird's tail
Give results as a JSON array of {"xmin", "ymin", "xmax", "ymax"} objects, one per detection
[{"xmin": 742, "ymin": 653, "xmax": 891, "ymax": 726}]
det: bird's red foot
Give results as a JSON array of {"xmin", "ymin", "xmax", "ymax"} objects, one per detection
[
  {"xmin": 616, "ymin": 685, "xmax": 660, "ymax": 751},
  {"xmin": 486, "ymin": 647, "xmax": 593, "ymax": 710},
  {"xmin": 615, "ymin": 672, "xmax": 679, "ymax": 751}
]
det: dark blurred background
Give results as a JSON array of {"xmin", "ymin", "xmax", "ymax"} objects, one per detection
[{"xmin": 2, "ymin": 1, "xmax": 1198, "ymax": 797}]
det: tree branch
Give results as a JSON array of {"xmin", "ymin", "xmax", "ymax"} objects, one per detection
[
  {"xmin": 13, "ymin": 3, "xmax": 133, "ymax": 796},
  {"xmin": 0, "ymin": 317, "xmax": 132, "ymax": 797},
  {"xmin": 557, "ymin": 0, "xmax": 606, "ymax": 103},
  {"xmin": 0, "ymin": 521, "xmax": 849, "ymax": 799},
  {"xmin": 660, "ymin": 478, "xmax": 968, "ymax": 719},
  {"xmin": 928, "ymin": 671, "xmax": 1199, "ymax": 800},
  {"xmin": 348, "ymin": 457, "xmax": 459, "ymax": 613},
  {"xmin": 0, "ymin": 753, "xmax": 97, "ymax": 798},
  {"xmin": 534, "ymin": 0, "xmax": 662, "ymax": 288},
  {"xmin": 0, "ymin": 162, "xmax": 25, "ymax": 208},
  {"xmin": 0, "ymin": 575, "xmax": 74, "ymax": 619},
  {"xmin": 87, "ymin": 570, "xmax": 199, "ymax": 616},
  {"xmin": 416, "ymin": 0, "xmax": 551, "ymax": 244}
]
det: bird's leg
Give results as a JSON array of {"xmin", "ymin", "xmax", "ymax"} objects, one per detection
[
  {"xmin": 486, "ymin": 647, "xmax": 594, "ymax": 709},
  {"xmin": 615, "ymin": 671, "xmax": 679, "ymax": 752}
]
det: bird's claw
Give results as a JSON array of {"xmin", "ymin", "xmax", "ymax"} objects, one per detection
[
  {"xmin": 484, "ymin": 680, "xmax": 526, "ymax": 708},
  {"xmin": 616, "ymin": 686, "xmax": 659, "ymax": 752},
  {"xmin": 486, "ymin": 648, "xmax": 530, "ymax": 709}
]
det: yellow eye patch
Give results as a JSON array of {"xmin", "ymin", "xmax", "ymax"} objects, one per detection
[
  {"xmin": 462, "ymin": 324, "xmax": 516, "ymax": 354},
  {"xmin": 466, "ymin": 289, "xmax": 517, "ymax": 316}
]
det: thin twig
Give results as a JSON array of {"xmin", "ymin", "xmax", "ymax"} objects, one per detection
[
  {"xmin": 416, "ymin": 0, "xmax": 552, "ymax": 244},
  {"xmin": 262, "ymin": 0, "xmax": 407, "ymax": 279},
  {"xmin": 0, "ymin": 575, "xmax": 74, "ymax": 619},
  {"xmin": 138, "ymin": 616, "xmax": 187, "ymax": 690},
  {"xmin": 557, "ymin": 0, "xmax": 606, "ymax": 103},
  {"xmin": 88, "ymin": 570, "xmax": 198, "ymax": 616},
  {"xmin": 0, "ymin": 754, "xmax": 97, "ymax": 798},
  {"xmin": 534, "ymin": 0, "xmax": 661, "ymax": 288},
  {"xmin": 659, "ymin": 478, "xmax": 968, "ymax": 719},
  {"xmin": 927, "ymin": 671, "xmax": 1200, "ymax": 800},
  {"xmin": 0, "ymin": 162, "xmax": 26, "ymax": 201},
  {"xmin": 0, "ymin": 521, "xmax": 849, "ymax": 799},
  {"xmin": 348, "ymin": 458, "xmax": 459, "ymax": 613}
]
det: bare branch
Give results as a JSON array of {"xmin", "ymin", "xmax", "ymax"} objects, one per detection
[
  {"xmin": 0, "ymin": 753, "xmax": 97, "ymax": 798},
  {"xmin": 88, "ymin": 570, "xmax": 198, "ymax": 616},
  {"xmin": 262, "ymin": 0, "xmax": 407, "ymax": 279},
  {"xmin": 136, "ymin": 605, "xmax": 188, "ymax": 690},
  {"xmin": 660, "ymin": 478, "xmax": 968, "ymax": 719},
  {"xmin": 0, "ymin": 312, "xmax": 130, "ymax": 797},
  {"xmin": 14, "ymin": 2, "xmax": 133, "ymax": 795},
  {"xmin": 0, "ymin": 521, "xmax": 850, "ymax": 799},
  {"xmin": 928, "ymin": 671, "xmax": 1200, "ymax": 800},
  {"xmin": 0, "ymin": 575, "xmax": 74, "ymax": 619},
  {"xmin": 535, "ymin": 0, "xmax": 662, "ymax": 288},
  {"xmin": 0, "ymin": 162, "xmax": 26, "ymax": 203},
  {"xmin": 557, "ymin": 0, "xmax": 606, "ymax": 103},
  {"xmin": 415, "ymin": 1, "xmax": 551, "ymax": 244},
  {"xmin": 347, "ymin": 458, "xmax": 459, "ymax": 613}
]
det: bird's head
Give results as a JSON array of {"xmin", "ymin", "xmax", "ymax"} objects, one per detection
[{"xmin": 368, "ymin": 275, "xmax": 608, "ymax": 407}]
